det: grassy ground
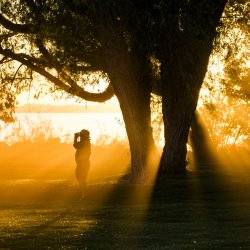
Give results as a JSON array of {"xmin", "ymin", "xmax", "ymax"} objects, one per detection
[{"xmin": 0, "ymin": 172, "xmax": 250, "ymax": 249}]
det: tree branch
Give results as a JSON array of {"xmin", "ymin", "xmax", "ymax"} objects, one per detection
[
  {"xmin": 0, "ymin": 56, "xmax": 7, "ymax": 64},
  {"xmin": 0, "ymin": 47, "xmax": 114, "ymax": 102},
  {"xmin": 0, "ymin": 13, "xmax": 35, "ymax": 33},
  {"xmin": 11, "ymin": 63, "xmax": 24, "ymax": 83}
]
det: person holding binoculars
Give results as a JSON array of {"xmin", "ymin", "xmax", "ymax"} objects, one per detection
[{"xmin": 73, "ymin": 129, "xmax": 91, "ymax": 199}]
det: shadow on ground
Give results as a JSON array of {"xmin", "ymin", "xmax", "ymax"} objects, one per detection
[{"xmin": 0, "ymin": 170, "xmax": 250, "ymax": 249}]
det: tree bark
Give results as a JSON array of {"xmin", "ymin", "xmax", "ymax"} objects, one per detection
[
  {"xmin": 107, "ymin": 51, "xmax": 156, "ymax": 182},
  {"xmin": 157, "ymin": 1, "xmax": 227, "ymax": 177},
  {"xmin": 116, "ymin": 83, "xmax": 155, "ymax": 181},
  {"xmin": 159, "ymin": 77, "xmax": 200, "ymax": 175},
  {"xmin": 159, "ymin": 44, "xmax": 211, "ymax": 176}
]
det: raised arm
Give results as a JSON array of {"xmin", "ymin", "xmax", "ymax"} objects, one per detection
[{"xmin": 73, "ymin": 133, "xmax": 79, "ymax": 149}]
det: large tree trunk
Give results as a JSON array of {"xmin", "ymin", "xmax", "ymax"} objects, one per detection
[
  {"xmin": 115, "ymin": 81, "xmax": 155, "ymax": 181},
  {"xmin": 159, "ymin": 48, "xmax": 212, "ymax": 176},
  {"xmin": 157, "ymin": 1, "xmax": 227, "ymax": 177},
  {"xmin": 107, "ymin": 51, "xmax": 156, "ymax": 182},
  {"xmin": 159, "ymin": 73, "xmax": 200, "ymax": 175}
]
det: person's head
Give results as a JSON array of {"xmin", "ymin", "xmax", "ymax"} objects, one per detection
[{"xmin": 79, "ymin": 129, "xmax": 90, "ymax": 140}]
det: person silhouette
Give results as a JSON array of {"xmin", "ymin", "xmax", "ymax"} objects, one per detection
[{"xmin": 73, "ymin": 129, "xmax": 91, "ymax": 199}]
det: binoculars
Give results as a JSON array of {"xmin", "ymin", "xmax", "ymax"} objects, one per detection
[{"xmin": 74, "ymin": 130, "xmax": 89, "ymax": 138}]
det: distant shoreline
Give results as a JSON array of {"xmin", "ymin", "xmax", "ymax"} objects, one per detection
[{"xmin": 16, "ymin": 104, "xmax": 120, "ymax": 113}]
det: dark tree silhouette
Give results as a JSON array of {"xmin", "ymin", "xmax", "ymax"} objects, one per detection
[
  {"xmin": 0, "ymin": 0, "xmax": 156, "ymax": 181},
  {"xmin": 155, "ymin": 1, "xmax": 227, "ymax": 175},
  {"xmin": 189, "ymin": 0, "xmax": 249, "ymax": 169},
  {"xmin": 1, "ymin": 0, "xmax": 236, "ymax": 180}
]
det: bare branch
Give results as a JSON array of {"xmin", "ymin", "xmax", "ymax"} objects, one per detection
[
  {"xmin": 11, "ymin": 63, "xmax": 24, "ymax": 83},
  {"xmin": 2, "ymin": 49, "xmax": 54, "ymax": 68},
  {"xmin": 0, "ymin": 58, "xmax": 14, "ymax": 64},
  {"xmin": 0, "ymin": 47, "xmax": 114, "ymax": 102}
]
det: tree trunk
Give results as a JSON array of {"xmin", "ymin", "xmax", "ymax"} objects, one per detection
[
  {"xmin": 157, "ymin": 29, "xmax": 214, "ymax": 176},
  {"xmin": 157, "ymin": 1, "xmax": 227, "ymax": 177},
  {"xmin": 116, "ymin": 84, "xmax": 155, "ymax": 181},
  {"xmin": 159, "ymin": 80, "xmax": 200, "ymax": 175},
  {"xmin": 158, "ymin": 47, "xmax": 210, "ymax": 176},
  {"xmin": 107, "ymin": 51, "xmax": 156, "ymax": 182}
]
